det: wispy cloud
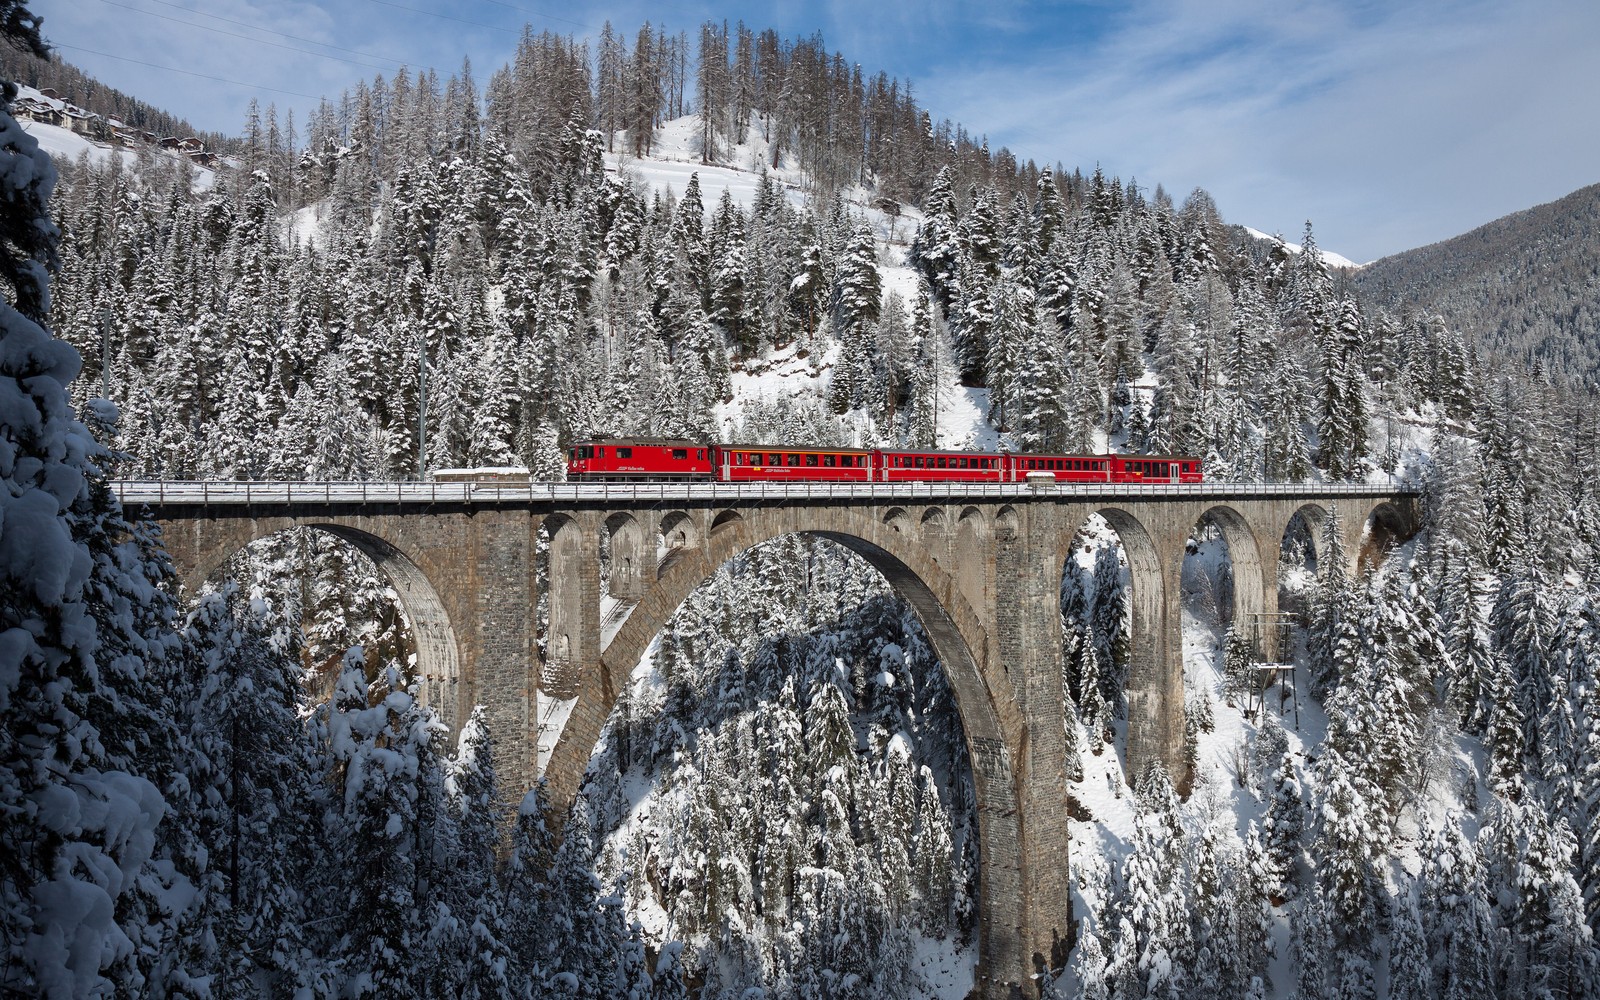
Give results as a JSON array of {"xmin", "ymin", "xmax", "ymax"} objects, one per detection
[
  {"xmin": 917, "ymin": 0, "xmax": 1600, "ymax": 260},
  {"xmin": 30, "ymin": 0, "xmax": 1600, "ymax": 260}
]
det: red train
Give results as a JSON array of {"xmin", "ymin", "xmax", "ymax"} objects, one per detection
[{"xmin": 566, "ymin": 439, "xmax": 1203, "ymax": 485}]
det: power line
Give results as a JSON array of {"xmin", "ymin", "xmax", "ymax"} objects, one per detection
[
  {"xmin": 358, "ymin": 0, "xmax": 522, "ymax": 36},
  {"xmin": 93, "ymin": 0, "xmax": 398, "ymax": 74},
  {"xmin": 137, "ymin": 0, "xmax": 422, "ymax": 69},
  {"xmin": 476, "ymin": 0, "xmax": 590, "ymax": 32},
  {"xmin": 52, "ymin": 44, "xmax": 328, "ymax": 102}
]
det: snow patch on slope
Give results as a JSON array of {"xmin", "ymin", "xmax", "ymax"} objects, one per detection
[
  {"xmin": 1243, "ymin": 225, "xmax": 1365, "ymax": 269},
  {"xmin": 17, "ymin": 87, "xmax": 215, "ymax": 191}
]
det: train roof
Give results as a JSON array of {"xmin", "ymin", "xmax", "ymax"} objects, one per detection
[
  {"xmin": 1022, "ymin": 452, "xmax": 1202, "ymax": 461},
  {"xmin": 721, "ymin": 443, "xmax": 874, "ymax": 454},
  {"xmin": 876, "ymin": 447, "xmax": 1005, "ymax": 457},
  {"xmin": 572, "ymin": 437, "xmax": 705, "ymax": 447}
]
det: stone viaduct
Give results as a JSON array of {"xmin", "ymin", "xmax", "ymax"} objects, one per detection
[{"xmin": 117, "ymin": 479, "xmax": 1420, "ymax": 998}]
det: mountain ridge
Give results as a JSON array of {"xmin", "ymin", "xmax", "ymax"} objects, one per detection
[{"xmin": 1353, "ymin": 180, "xmax": 1600, "ymax": 379}]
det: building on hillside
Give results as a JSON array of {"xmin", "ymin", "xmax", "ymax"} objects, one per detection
[
  {"xmin": 13, "ymin": 96, "xmax": 63, "ymax": 127},
  {"xmin": 63, "ymin": 106, "xmax": 95, "ymax": 134}
]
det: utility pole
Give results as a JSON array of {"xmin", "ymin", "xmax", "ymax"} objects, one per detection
[
  {"xmin": 418, "ymin": 329, "xmax": 428, "ymax": 479},
  {"xmin": 99, "ymin": 306, "xmax": 111, "ymax": 400}
]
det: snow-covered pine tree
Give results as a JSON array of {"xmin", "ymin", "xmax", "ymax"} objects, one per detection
[
  {"xmin": 0, "ymin": 35, "xmax": 200, "ymax": 994},
  {"xmin": 1110, "ymin": 764, "xmax": 1190, "ymax": 998},
  {"xmin": 1388, "ymin": 880, "xmax": 1432, "ymax": 1000},
  {"xmin": 1310, "ymin": 740, "xmax": 1385, "ymax": 954},
  {"xmin": 184, "ymin": 589, "xmax": 320, "ymax": 996},
  {"xmin": 1072, "ymin": 918, "xmax": 1111, "ymax": 1000},
  {"xmin": 1262, "ymin": 752, "xmax": 1306, "ymax": 905},
  {"xmin": 1291, "ymin": 880, "xmax": 1333, "ymax": 1000},
  {"xmin": 1417, "ymin": 821, "xmax": 1497, "ymax": 1000},
  {"xmin": 443, "ymin": 708, "xmax": 512, "ymax": 999}
]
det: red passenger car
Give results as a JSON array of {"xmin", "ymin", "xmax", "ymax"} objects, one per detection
[
  {"xmin": 1109, "ymin": 455, "xmax": 1203, "ymax": 483},
  {"xmin": 876, "ymin": 450, "xmax": 1006, "ymax": 483},
  {"xmin": 714, "ymin": 444, "xmax": 874, "ymax": 482},
  {"xmin": 566, "ymin": 438, "xmax": 1206, "ymax": 485},
  {"xmin": 567, "ymin": 439, "xmax": 714, "ymax": 481},
  {"xmin": 1010, "ymin": 453, "xmax": 1202, "ymax": 483}
]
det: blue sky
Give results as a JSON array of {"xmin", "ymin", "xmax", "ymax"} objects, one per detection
[{"xmin": 33, "ymin": 0, "xmax": 1600, "ymax": 263}]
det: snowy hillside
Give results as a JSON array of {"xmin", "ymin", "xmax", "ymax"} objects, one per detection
[
  {"xmin": 605, "ymin": 115, "xmax": 1001, "ymax": 451},
  {"xmin": 1243, "ymin": 225, "xmax": 1364, "ymax": 269},
  {"xmin": 16, "ymin": 85, "xmax": 215, "ymax": 189}
]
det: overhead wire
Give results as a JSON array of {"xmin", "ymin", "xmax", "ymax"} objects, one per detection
[
  {"xmin": 357, "ymin": 0, "xmax": 523, "ymax": 36},
  {"xmin": 91, "ymin": 0, "xmax": 400, "ymax": 74},
  {"xmin": 135, "ymin": 0, "xmax": 422, "ymax": 69},
  {"xmin": 475, "ymin": 0, "xmax": 590, "ymax": 32},
  {"xmin": 51, "ymin": 44, "xmax": 328, "ymax": 102}
]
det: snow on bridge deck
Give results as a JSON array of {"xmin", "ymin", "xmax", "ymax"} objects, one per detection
[{"xmin": 112, "ymin": 479, "xmax": 1418, "ymax": 508}]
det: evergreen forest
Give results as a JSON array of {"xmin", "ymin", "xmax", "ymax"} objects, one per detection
[{"xmin": 2, "ymin": 9, "xmax": 1599, "ymax": 998}]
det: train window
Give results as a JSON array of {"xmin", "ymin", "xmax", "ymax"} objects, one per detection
[
  {"xmin": 806, "ymin": 454, "xmax": 819, "ymax": 467},
  {"xmin": 786, "ymin": 454, "xmax": 801, "ymax": 467},
  {"xmin": 823, "ymin": 455, "xmax": 836, "ymax": 467},
  {"xmin": 614, "ymin": 447, "xmax": 629, "ymax": 458},
  {"xmin": 596, "ymin": 447, "xmax": 606, "ymax": 458},
  {"xmin": 669, "ymin": 449, "xmax": 685, "ymax": 460},
  {"xmin": 698, "ymin": 450, "xmax": 706, "ymax": 460}
]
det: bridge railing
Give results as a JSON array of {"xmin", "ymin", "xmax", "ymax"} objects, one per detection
[{"xmin": 111, "ymin": 479, "xmax": 1418, "ymax": 506}]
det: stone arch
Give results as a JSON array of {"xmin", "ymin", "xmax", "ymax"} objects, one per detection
[
  {"xmin": 604, "ymin": 512, "xmax": 650, "ymax": 602},
  {"xmin": 1276, "ymin": 502, "xmax": 1329, "ymax": 630},
  {"xmin": 657, "ymin": 511, "xmax": 699, "ymax": 575},
  {"xmin": 920, "ymin": 507, "xmax": 949, "ymax": 566},
  {"xmin": 710, "ymin": 509, "xmax": 743, "ymax": 535},
  {"xmin": 882, "ymin": 506, "xmax": 912, "ymax": 535},
  {"xmin": 543, "ymin": 506, "xmax": 1038, "ymax": 994},
  {"xmin": 1061, "ymin": 506, "xmax": 1174, "ymax": 782},
  {"xmin": 994, "ymin": 505, "xmax": 1020, "ymax": 540},
  {"xmin": 953, "ymin": 507, "xmax": 991, "ymax": 613},
  {"xmin": 1283, "ymin": 502, "xmax": 1329, "ymax": 572},
  {"xmin": 542, "ymin": 513, "xmax": 592, "ymax": 700},
  {"xmin": 181, "ymin": 519, "xmax": 463, "ymax": 730},
  {"xmin": 1358, "ymin": 500, "xmax": 1415, "ymax": 574},
  {"xmin": 1190, "ymin": 504, "xmax": 1269, "ymax": 631}
]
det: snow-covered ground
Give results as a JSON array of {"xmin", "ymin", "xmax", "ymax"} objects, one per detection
[
  {"xmin": 17, "ymin": 86, "xmax": 215, "ymax": 190},
  {"xmin": 610, "ymin": 116, "xmax": 973, "ymax": 448},
  {"xmin": 606, "ymin": 115, "xmax": 926, "ymax": 249},
  {"xmin": 1243, "ymin": 225, "xmax": 1365, "ymax": 269}
]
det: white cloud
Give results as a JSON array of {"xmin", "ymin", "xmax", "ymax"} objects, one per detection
[
  {"xmin": 28, "ymin": 0, "xmax": 1599, "ymax": 260},
  {"xmin": 917, "ymin": 0, "xmax": 1600, "ymax": 261}
]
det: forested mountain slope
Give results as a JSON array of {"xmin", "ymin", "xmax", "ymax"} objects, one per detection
[
  {"xmin": 1353, "ymin": 182, "xmax": 1600, "ymax": 378},
  {"xmin": 7, "ymin": 17, "xmax": 1600, "ymax": 1000}
]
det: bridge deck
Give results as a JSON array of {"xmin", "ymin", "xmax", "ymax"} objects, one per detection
[{"xmin": 113, "ymin": 479, "xmax": 1418, "ymax": 509}]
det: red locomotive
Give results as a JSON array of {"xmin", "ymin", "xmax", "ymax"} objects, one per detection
[{"xmin": 566, "ymin": 438, "xmax": 1203, "ymax": 485}]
